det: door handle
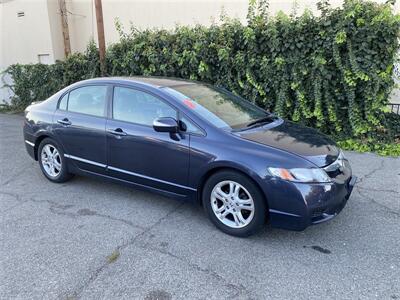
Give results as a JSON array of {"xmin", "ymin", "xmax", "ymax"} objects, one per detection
[
  {"xmin": 57, "ymin": 118, "xmax": 71, "ymax": 126},
  {"xmin": 107, "ymin": 128, "xmax": 127, "ymax": 136}
]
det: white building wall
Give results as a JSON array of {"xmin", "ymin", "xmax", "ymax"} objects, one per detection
[
  {"xmin": 0, "ymin": 3, "xmax": 3, "ymax": 69},
  {"xmin": 0, "ymin": 0, "xmax": 64, "ymax": 103},
  {"xmin": 0, "ymin": 3, "xmax": 7, "ymax": 104},
  {"xmin": 1, "ymin": 0, "xmax": 57, "ymax": 67},
  {"xmin": 47, "ymin": 0, "xmax": 66, "ymax": 62}
]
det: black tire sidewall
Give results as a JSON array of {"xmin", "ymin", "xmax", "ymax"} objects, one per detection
[
  {"xmin": 38, "ymin": 138, "xmax": 70, "ymax": 183},
  {"xmin": 202, "ymin": 170, "xmax": 267, "ymax": 237}
]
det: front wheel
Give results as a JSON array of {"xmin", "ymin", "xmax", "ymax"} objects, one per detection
[{"xmin": 202, "ymin": 170, "xmax": 267, "ymax": 237}]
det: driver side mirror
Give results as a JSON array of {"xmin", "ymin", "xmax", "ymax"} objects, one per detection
[{"xmin": 153, "ymin": 117, "xmax": 179, "ymax": 133}]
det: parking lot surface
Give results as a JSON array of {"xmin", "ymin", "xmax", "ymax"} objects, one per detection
[{"xmin": 1, "ymin": 113, "xmax": 399, "ymax": 299}]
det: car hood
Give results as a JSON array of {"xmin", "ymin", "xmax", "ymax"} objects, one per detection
[{"xmin": 235, "ymin": 119, "xmax": 339, "ymax": 167}]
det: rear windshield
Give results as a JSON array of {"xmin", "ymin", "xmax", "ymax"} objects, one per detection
[{"xmin": 163, "ymin": 84, "xmax": 268, "ymax": 130}]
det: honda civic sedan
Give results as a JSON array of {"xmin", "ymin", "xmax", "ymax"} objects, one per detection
[{"xmin": 23, "ymin": 77, "xmax": 356, "ymax": 237}]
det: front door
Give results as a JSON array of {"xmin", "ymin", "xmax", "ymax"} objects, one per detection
[
  {"xmin": 106, "ymin": 86, "xmax": 190, "ymax": 195},
  {"xmin": 53, "ymin": 85, "xmax": 109, "ymax": 173}
]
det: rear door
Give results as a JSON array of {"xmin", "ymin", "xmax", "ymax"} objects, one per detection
[
  {"xmin": 105, "ymin": 85, "xmax": 191, "ymax": 195},
  {"xmin": 53, "ymin": 84, "xmax": 110, "ymax": 174}
]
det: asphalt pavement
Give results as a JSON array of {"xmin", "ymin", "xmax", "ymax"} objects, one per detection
[{"xmin": 1, "ymin": 113, "xmax": 399, "ymax": 299}]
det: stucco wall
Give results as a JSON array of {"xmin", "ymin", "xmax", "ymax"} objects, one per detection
[
  {"xmin": 0, "ymin": 0, "xmax": 56, "ymax": 67},
  {"xmin": 0, "ymin": 0, "xmax": 62, "ymax": 103},
  {"xmin": 47, "ymin": 0, "xmax": 66, "ymax": 62}
]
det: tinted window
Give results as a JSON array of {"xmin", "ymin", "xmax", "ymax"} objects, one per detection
[
  {"xmin": 58, "ymin": 93, "xmax": 68, "ymax": 110},
  {"xmin": 68, "ymin": 86, "xmax": 107, "ymax": 117},
  {"xmin": 113, "ymin": 87, "xmax": 176, "ymax": 125},
  {"xmin": 164, "ymin": 84, "xmax": 269, "ymax": 130}
]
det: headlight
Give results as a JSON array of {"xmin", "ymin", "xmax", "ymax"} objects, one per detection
[{"xmin": 268, "ymin": 167, "xmax": 331, "ymax": 183}]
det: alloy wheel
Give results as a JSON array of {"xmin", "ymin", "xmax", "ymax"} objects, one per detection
[
  {"xmin": 41, "ymin": 144, "xmax": 62, "ymax": 178},
  {"xmin": 210, "ymin": 180, "xmax": 255, "ymax": 229}
]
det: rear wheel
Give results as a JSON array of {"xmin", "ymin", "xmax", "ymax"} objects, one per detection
[
  {"xmin": 38, "ymin": 138, "xmax": 73, "ymax": 183},
  {"xmin": 202, "ymin": 170, "xmax": 267, "ymax": 237}
]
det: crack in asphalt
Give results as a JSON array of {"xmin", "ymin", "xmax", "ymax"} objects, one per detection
[
  {"xmin": 357, "ymin": 185, "xmax": 399, "ymax": 195},
  {"xmin": 356, "ymin": 188, "xmax": 400, "ymax": 217},
  {"xmin": 67, "ymin": 201, "xmax": 186, "ymax": 299},
  {"xmin": 27, "ymin": 196, "xmax": 147, "ymax": 231},
  {"xmin": 1, "ymin": 167, "xmax": 32, "ymax": 186},
  {"xmin": 0, "ymin": 190, "xmax": 23, "ymax": 201},
  {"xmin": 2, "ymin": 187, "xmax": 249, "ymax": 297},
  {"xmin": 0, "ymin": 191, "xmax": 30, "ymax": 213},
  {"xmin": 137, "ymin": 242, "xmax": 251, "ymax": 299},
  {"xmin": 356, "ymin": 159, "xmax": 385, "ymax": 184}
]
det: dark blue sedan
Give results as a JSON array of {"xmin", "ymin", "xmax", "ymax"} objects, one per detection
[{"xmin": 23, "ymin": 77, "xmax": 356, "ymax": 237}]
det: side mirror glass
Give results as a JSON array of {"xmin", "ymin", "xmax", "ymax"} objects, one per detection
[{"xmin": 153, "ymin": 117, "xmax": 179, "ymax": 133}]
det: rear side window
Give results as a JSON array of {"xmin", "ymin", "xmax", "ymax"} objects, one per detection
[
  {"xmin": 58, "ymin": 93, "xmax": 68, "ymax": 110},
  {"xmin": 113, "ymin": 87, "xmax": 176, "ymax": 125},
  {"xmin": 67, "ymin": 86, "xmax": 107, "ymax": 117}
]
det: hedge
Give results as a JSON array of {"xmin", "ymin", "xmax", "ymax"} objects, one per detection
[{"xmin": 2, "ymin": 0, "xmax": 400, "ymax": 144}]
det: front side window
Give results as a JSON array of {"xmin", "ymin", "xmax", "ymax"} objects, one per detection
[
  {"xmin": 113, "ymin": 87, "xmax": 176, "ymax": 126},
  {"xmin": 164, "ymin": 84, "xmax": 270, "ymax": 130},
  {"xmin": 67, "ymin": 86, "xmax": 107, "ymax": 117}
]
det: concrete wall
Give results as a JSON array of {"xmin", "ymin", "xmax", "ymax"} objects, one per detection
[
  {"xmin": 0, "ymin": 0, "xmax": 57, "ymax": 67},
  {"xmin": 47, "ymin": 0, "xmax": 66, "ymax": 62},
  {"xmin": 0, "ymin": 0, "xmax": 66, "ymax": 103},
  {"xmin": 0, "ymin": 3, "xmax": 3, "ymax": 69}
]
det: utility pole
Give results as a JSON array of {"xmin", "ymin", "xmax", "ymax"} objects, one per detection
[
  {"xmin": 94, "ymin": 0, "xmax": 106, "ymax": 76},
  {"xmin": 59, "ymin": 0, "xmax": 71, "ymax": 57}
]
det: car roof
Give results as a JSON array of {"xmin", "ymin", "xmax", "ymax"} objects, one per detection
[{"xmin": 82, "ymin": 76, "xmax": 196, "ymax": 88}]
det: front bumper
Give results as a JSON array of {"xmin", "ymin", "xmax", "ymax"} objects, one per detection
[
  {"xmin": 265, "ymin": 170, "xmax": 356, "ymax": 231},
  {"xmin": 309, "ymin": 175, "xmax": 356, "ymax": 225}
]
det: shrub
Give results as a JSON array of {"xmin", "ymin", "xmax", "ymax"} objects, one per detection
[{"xmin": 2, "ymin": 0, "xmax": 400, "ymax": 154}]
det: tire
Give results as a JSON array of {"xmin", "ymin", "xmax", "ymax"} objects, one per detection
[
  {"xmin": 202, "ymin": 170, "xmax": 267, "ymax": 237},
  {"xmin": 38, "ymin": 138, "xmax": 73, "ymax": 183}
]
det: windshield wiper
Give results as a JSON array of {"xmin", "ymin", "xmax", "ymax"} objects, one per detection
[{"xmin": 246, "ymin": 115, "xmax": 276, "ymax": 128}]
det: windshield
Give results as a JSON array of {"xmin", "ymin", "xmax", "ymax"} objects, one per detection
[{"xmin": 163, "ymin": 84, "xmax": 269, "ymax": 130}]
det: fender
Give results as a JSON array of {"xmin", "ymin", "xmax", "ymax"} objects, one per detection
[
  {"xmin": 30, "ymin": 130, "xmax": 64, "ymax": 160},
  {"xmin": 194, "ymin": 159, "xmax": 267, "ymax": 202}
]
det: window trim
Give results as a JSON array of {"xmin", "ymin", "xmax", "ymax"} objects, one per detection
[
  {"xmin": 56, "ymin": 84, "xmax": 111, "ymax": 118},
  {"xmin": 57, "ymin": 92, "xmax": 69, "ymax": 111},
  {"xmin": 110, "ymin": 84, "xmax": 178, "ymax": 128},
  {"xmin": 178, "ymin": 111, "xmax": 206, "ymax": 137}
]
